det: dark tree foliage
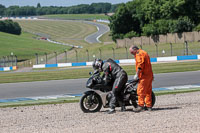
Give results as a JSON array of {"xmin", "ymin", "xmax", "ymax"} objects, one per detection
[
  {"xmin": 0, "ymin": 3, "xmax": 121, "ymax": 16},
  {"xmin": 37, "ymin": 3, "xmax": 41, "ymax": 8},
  {"xmin": 0, "ymin": 20, "xmax": 21, "ymax": 35},
  {"xmin": 109, "ymin": 0, "xmax": 200, "ymax": 40},
  {"xmin": 109, "ymin": 1, "xmax": 144, "ymax": 41},
  {"xmin": 0, "ymin": 4, "xmax": 6, "ymax": 16}
]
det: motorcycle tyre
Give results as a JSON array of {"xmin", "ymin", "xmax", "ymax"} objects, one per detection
[
  {"xmin": 131, "ymin": 91, "xmax": 156, "ymax": 108},
  {"xmin": 151, "ymin": 91, "xmax": 156, "ymax": 107},
  {"xmin": 80, "ymin": 92, "xmax": 102, "ymax": 113}
]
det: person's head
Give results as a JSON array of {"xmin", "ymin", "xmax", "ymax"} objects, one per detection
[
  {"xmin": 92, "ymin": 58, "xmax": 103, "ymax": 71},
  {"xmin": 129, "ymin": 45, "xmax": 139, "ymax": 55}
]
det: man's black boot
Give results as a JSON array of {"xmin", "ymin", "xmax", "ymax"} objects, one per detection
[
  {"xmin": 147, "ymin": 107, "xmax": 152, "ymax": 111},
  {"xmin": 133, "ymin": 106, "xmax": 143, "ymax": 113},
  {"xmin": 107, "ymin": 108, "xmax": 116, "ymax": 114},
  {"xmin": 120, "ymin": 105, "xmax": 126, "ymax": 112}
]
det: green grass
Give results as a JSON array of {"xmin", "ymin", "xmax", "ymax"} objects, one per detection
[
  {"xmin": 42, "ymin": 14, "xmax": 109, "ymax": 20},
  {"xmin": 14, "ymin": 19, "xmax": 97, "ymax": 47},
  {"xmin": 0, "ymin": 61, "xmax": 200, "ymax": 83},
  {"xmin": 99, "ymin": 31, "xmax": 113, "ymax": 43},
  {"xmin": 155, "ymin": 88, "xmax": 200, "ymax": 96},
  {"xmin": 0, "ymin": 97, "xmax": 80, "ymax": 108},
  {"xmin": 124, "ymin": 60, "xmax": 200, "ymax": 75},
  {"xmin": 0, "ymin": 32, "xmax": 70, "ymax": 60}
]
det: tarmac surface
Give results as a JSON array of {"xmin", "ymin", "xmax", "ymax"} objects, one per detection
[{"xmin": 0, "ymin": 71, "xmax": 200, "ymax": 99}]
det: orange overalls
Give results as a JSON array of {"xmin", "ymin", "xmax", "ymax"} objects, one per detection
[{"xmin": 135, "ymin": 49, "xmax": 153, "ymax": 108}]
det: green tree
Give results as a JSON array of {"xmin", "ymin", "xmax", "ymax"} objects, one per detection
[
  {"xmin": 109, "ymin": 0, "xmax": 199, "ymax": 41},
  {"xmin": 109, "ymin": 2, "xmax": 142, "ymax": 41},
  {"xmin": 90, "ymin": 3, "xmax": 111, "ymax": 13},
  {"xmin": 37, "ymin": 3, "xmax": 41, "ymax": 8},
  {"xmin": 170, "ymin": 17, "xmax": 194, "ymax": 33},
  {"xmin": 0, "ymin": 20, "xmax": 21, "ymax": 35},
  {"xmin": 109, "ymin": 4, "xmax": 132, "ymax": 41},
  {"xmin": 0, "ymin": 4, "xmax": 5, "ymax": 16},
  {"xmin": 194, "ymin": 24, "xmax": 200, "ymax": 31}
]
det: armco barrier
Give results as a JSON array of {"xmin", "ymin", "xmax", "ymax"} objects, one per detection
[
  {"xmin": 33, "ymin": 55, "xmax": 200, "ymax": 69},
  {"xmin": 0, "ymin": 66, "xmax": 17, "ymax": 71}
]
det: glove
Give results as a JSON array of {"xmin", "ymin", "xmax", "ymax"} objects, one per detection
[
  {"xmin": 103, "ymin": 74, "xmax": 111, "ymax": 85},
  {"xmin": 133, "ymin": 74, "xmax": 139, "ymax": 80}
]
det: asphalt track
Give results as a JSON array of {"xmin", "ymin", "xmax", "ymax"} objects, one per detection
[
  {"xmin": 84, "ymin": 21, "xmax": 110, "ymax": 43},
  {"xmin": 0, "ymin": 71, "xmax": 200, "ymax": 99}
]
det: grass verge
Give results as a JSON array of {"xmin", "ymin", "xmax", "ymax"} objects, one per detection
[
  {"xmin": 0, "ymin": 61, "xmax": 200, "ymax": 83},
  {"xmin": 155, "ymin": 88, "xmax": 200, "ymax": 96},
  {"xmin": 0, "ymin": 97, "xmax": 80, "ymax": 108}
]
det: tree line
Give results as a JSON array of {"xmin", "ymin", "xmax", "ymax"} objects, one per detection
[
  {"xmin": 0, "ymin": 20, "xmax": 21, "ymax": 35},
  {"xmin": 0, "ymin": 3, "xmax": 121, "ymax": 16},
  {"xmin": 109, "ymin": 0, "xmax": 200, "ymax": 41}
]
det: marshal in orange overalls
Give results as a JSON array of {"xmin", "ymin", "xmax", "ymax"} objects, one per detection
[{"xmin": 135, "ymin": 49, "xmax": 153, "ymax": 108}]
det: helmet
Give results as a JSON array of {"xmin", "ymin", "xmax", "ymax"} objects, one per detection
[{"xmin": 92, "ymin": 58, "xmax": 103, "ymax": 71}]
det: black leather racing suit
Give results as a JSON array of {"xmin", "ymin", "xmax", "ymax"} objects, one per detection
[{"xmin": 102, "ymin": 58, "xmax": 128, "ymax": 109}]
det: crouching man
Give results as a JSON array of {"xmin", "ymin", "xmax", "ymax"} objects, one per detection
[{"xmin": 93, "ymin": 58, "xmax": 128, "ymax": 114}]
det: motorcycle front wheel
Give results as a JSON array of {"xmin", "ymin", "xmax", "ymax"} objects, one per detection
[{"xmin": 80, "ymin": 92, "xmax": 102, "ymax": 113}]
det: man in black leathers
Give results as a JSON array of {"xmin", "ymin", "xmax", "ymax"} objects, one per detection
[{"xmin": 93, "ymin": 58, "xmax": 128, "ymax": 114}]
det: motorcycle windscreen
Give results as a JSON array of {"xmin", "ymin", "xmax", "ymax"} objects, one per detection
[{"xmin": 86, "ymin": 77, "xmax": 93, "ymax": 88}]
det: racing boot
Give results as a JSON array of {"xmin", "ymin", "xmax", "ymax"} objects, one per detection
[
  {"xmin": 133, "ymin": 105, "xmax": 144, "ymax": 113},
  {"xmin": 119, "ymin": 101, "xmax": 126, "ymax": 112},
  {"xmin": 120, "ymin": 105, "xmax": 126, "ymax": 112},
  {"xmin": 107, "ymin": 108, "xmax": 116, "ymax": 114}
]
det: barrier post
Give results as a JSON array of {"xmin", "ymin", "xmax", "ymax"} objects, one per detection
[
  {"xmin": 15, "ymin": 55, "xmax": 17, "ymax": 66},
  {"xmin": 7, "ymin": 56, "xmax": 9, "ymax": 67},
  {"xmin": 170, "ymin": 43, "xmax": 173, "ymax": 56},
  {"xmin": 64, "ymin": 50, "xmax": 67, "ymax": 63},
  {"xmin": 54, "ymin": 52, "xmax": 57, "ymax": 64},
  {"xmin": 155, "ymin": 44, "xmax": 158, "ymax": 57},
  {"xmin": 125, "ymin": 46, "xmax": 128, "ymax": 59},
  {"xmin": 99, "ymin": 48, "xmax": 102, "ymax": 59},
  {"xmin": 185, "ymin": 41, "xmax": 188, "ymax": 55},
  {"xmin": 45, "ymin": 53, "xmax": 47, "ymax": 64},
  {"xmin": 3, "ymin": 56, "xmax": 5, "ymax": 67},
  {"xmin": 86, "ymin": 49, "xmax": 89, "ymax": 61},
  {"xmin": 112, "ymin": 48, "xmax": 115, "ymax": 59},
  {"xmin": 35, "ymin": 53, "xmax": 38, "ymax": 65},
  {"xmin": 140, "ymin": 45, "xmax": 142, "ymax": 49},
  {"xmin": 75, "ymin": 50, "xmax": 78, "ymax": 62},
  {"xmin": 11, "ymin": 55, "xmax": 14, "ymax": 66}
]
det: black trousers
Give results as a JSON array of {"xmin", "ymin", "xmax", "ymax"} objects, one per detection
[{"xmin": 109, "ymin": 71, "xmax": 128, "ymax": 109}]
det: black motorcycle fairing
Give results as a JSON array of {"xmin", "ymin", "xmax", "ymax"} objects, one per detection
[{"xmin": 86, "ymin": 71, "xmax": 113, "ymax": 91}]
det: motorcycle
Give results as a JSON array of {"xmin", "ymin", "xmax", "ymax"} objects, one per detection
[{"xmin": 80, "ymin": 70, "xmax": 156, "ymax": 113}]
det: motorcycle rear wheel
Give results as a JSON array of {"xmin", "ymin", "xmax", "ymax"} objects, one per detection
[
  {"xmin": 131, "ymin": 91, "xmax": 156, "ymax": 108},
  {"xmin": 80, "ymin": 92, "xmax": 102, "ymax": 113}
]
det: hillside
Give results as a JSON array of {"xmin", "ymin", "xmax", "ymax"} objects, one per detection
[
  {"xmin": 0, "ymin": 32, "xmax": 70, "ymax": 60},
  {"xmin": 14, "ymin": 20, "xmax": 97, "ymax": 47}
]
